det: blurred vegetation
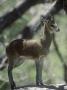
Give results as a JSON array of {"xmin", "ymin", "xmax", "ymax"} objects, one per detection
[{"xmin": 0, "ymin": 0, "xmax": 67, "ymax": 90}]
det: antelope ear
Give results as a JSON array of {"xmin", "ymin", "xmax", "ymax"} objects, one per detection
[
  {"xmin": 40, "ymin": 15, "xmax": 44, "ymax": 22},
  {"xmin": 40, "ymin": 15, "xmax": 46, "ymax": 22}
]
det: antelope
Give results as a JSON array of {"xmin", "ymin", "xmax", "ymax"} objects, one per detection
[{"xmin": 6, "ymin": 15, "xmax": 60, "ymax": 90}]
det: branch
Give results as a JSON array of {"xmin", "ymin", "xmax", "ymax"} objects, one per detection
[
  {"xmin": 53, "ymin": 33, "xmax": 64, "ymax": 64},
  {"xmin": 0, "ymin": 0, "xmax": 43, "ymax": 33},
  {"xmin": 53, "ymin": 33, "xmax": 67, "ymax": 83},
  {"xmin": 10, "ymin": 84, "xmax": 67, "ymax": 90},
  {"xmin": 15, "ymin": 84, "xmax": 57, "ymax": 89}
]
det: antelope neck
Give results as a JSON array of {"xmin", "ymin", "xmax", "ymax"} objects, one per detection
[{"xmin": 41, "ymin": 23, "xmax": 53, "ymax": 50}]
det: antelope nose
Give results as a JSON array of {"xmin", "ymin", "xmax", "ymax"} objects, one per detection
[
  {"xmin": 57, "ymin": 28, "xmax": 60, "ymax": 32},
  {"xmin": 58, "ymin": 28, "xmax": 60, "ymax": 32}
]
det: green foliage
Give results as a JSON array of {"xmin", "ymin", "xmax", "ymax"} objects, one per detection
[{"xmin": 0, "ymin": 0, "xmax": 67, "ymax": 89}]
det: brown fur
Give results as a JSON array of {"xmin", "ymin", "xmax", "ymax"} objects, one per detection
[
  {"xmin": 6, "ymin": 16, "xmax": 59, "ymax": 89},
  {"xmin": 6, "ymin": 38, "xmax": 47, "ymax": 61}
]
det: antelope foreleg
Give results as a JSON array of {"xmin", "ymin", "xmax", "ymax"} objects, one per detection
[{"xmin": 35, "ymin": 58, "xmax": 44, "ymax": 86}]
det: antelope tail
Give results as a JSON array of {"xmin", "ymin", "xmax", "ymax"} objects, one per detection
[{"xmin": 0, "ymin": 56, "xmax": 8, "ymax": 70}]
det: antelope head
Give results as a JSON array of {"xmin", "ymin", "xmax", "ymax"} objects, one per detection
[{"xmin": 41, "ymin": 15, "xmax": 60, "ymax": 34}]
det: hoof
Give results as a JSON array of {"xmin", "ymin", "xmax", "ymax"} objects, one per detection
[
  {"xmin": 36, "ymin": 82, "xmax": 44, "ymax": 86},
  {"xmin": 11, "ymin": 82, "xmax": 16, "ymax": 90}
]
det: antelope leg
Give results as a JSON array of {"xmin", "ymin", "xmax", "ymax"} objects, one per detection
[
  {"xmin": 8, "ymin": 62, "xmax": 16, "ymax": 90},
  {"xmin": 35, "ymin": 58, "xmax": 44, "ymax": 85}
]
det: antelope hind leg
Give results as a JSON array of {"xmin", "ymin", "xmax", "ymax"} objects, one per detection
[
  {"xmin": 8, "ymin": 56, "xmax": 24, "ymax": 90},
  {"xmin": 8, "ymin": 61, "xmax": 16, "ymax": 90}
]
